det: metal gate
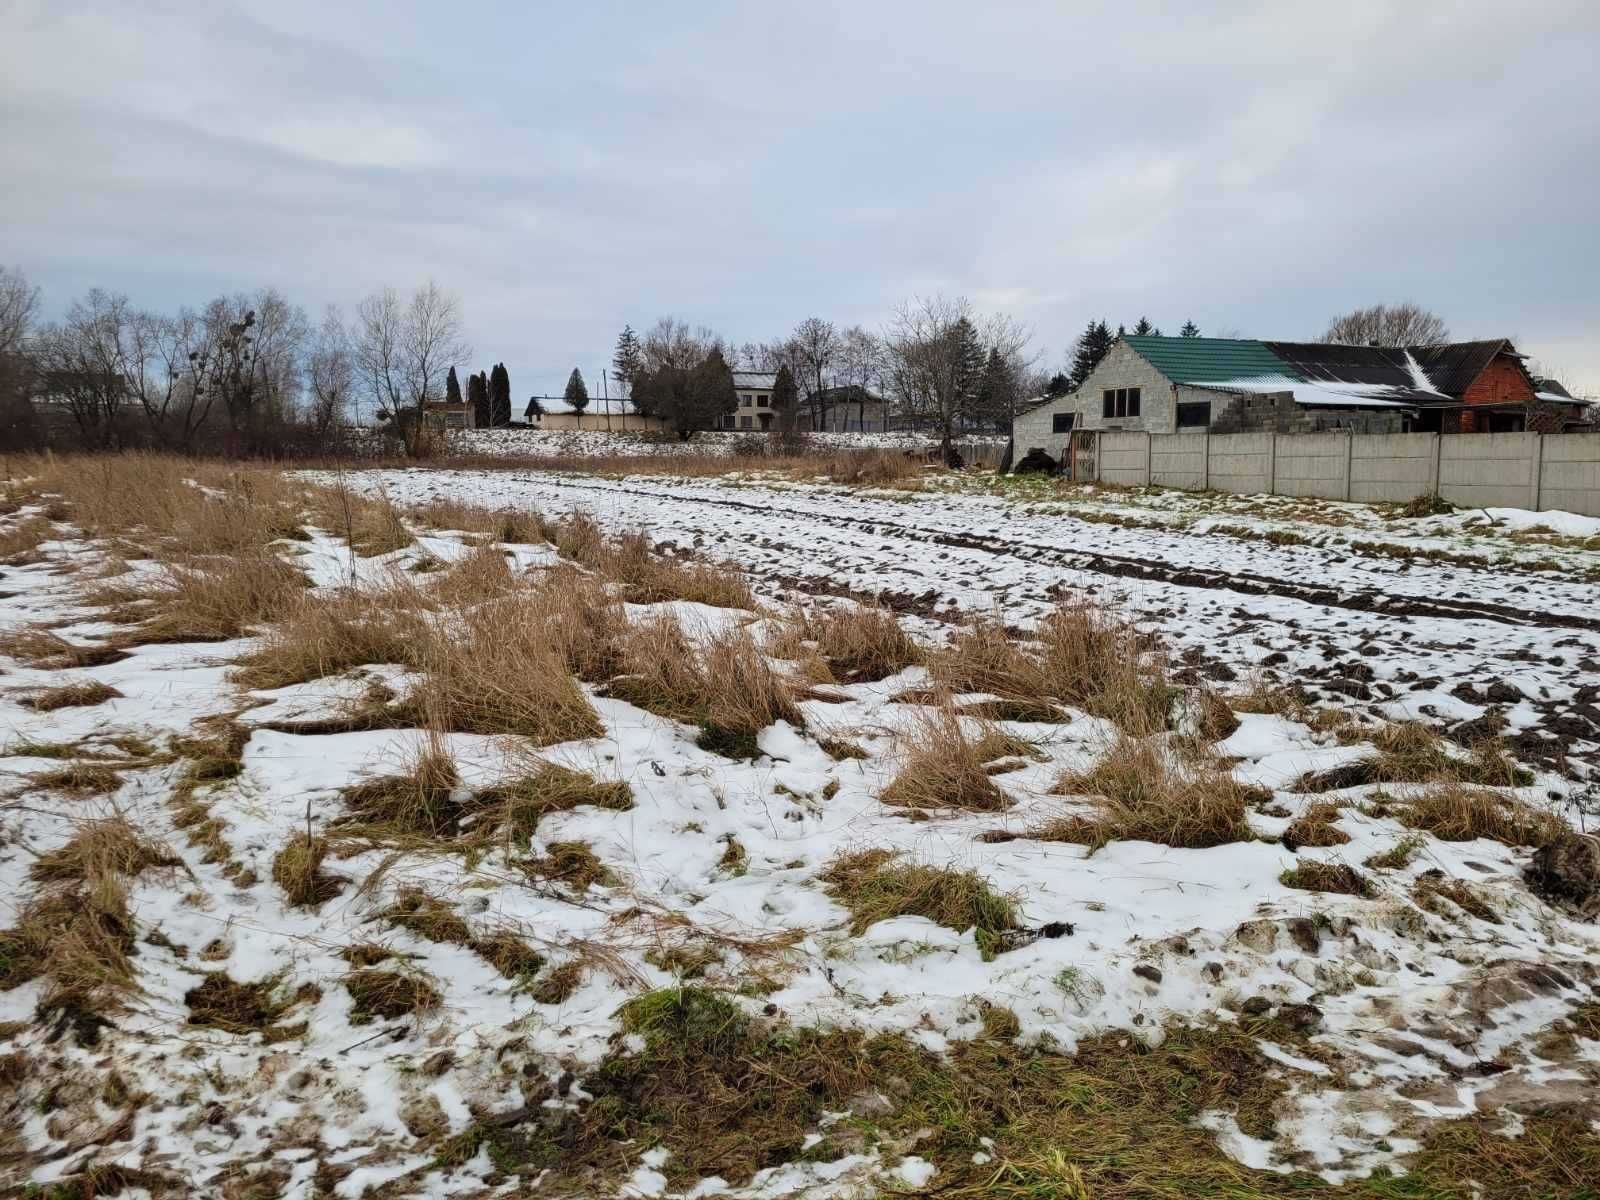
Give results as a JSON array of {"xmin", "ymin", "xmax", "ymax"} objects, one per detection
[{"xmin": 1069, "ymin": 430, "xmax": 1098, "ymax": 482}]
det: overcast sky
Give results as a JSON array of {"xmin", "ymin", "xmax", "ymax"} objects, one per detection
[{"xmin": 3, "ymin": 0, "xmax": 1597, "ymax": 398}]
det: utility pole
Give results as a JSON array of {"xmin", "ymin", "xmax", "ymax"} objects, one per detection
[{"xmin": 601, "ymin": 369, "xmax": 612, "ymax": 431}]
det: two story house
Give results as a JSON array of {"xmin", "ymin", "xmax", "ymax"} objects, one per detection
[{"xmin": 722, "ymin": 372, "xmax": 778, "ymax": 431}]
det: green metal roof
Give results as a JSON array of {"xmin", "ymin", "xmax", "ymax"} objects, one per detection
[{"xmin": 1122, "ymin": 336, "xmax": 1291, "ymax": 384}]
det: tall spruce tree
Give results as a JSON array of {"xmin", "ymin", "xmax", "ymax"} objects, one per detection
[
  {"xmin": 445, "ymin": 365, "xmax": 462, "ymax": 407},
  {"xmin": 1180, "ymin": 320, "xmax": 1201, "ymax": 338},
  {"xmin": 1068, "ymin": 320, "xmax": 1115, "ymax": 389},
  {"xmin": 1045, "ymin": 372, "xmax": 1072, "ymax": 398},
  {"xmin": 950, "ymin": 317, "xmax": 986, "ymax": 426},
  {"xmin": 489, "ymin": 363, "xmax": 511, "ymax": 427},
  {"xmin": 972, "ymin": 346, "xmax": 1015, "ymax": 431},
  {"xmin": 468, "ymin": 371, "xmax": 490, "ymax": 427},
  {"xmin": 564, "ymin": 368, "xmax": 590, "ymax": 425},
  {"xmin": 612, "ymin": 325, "xmax": 643, "ymax": 395},
  {"xmin": 1132, "ymin": 317, "xmax": 1154, "ymax": 336}
]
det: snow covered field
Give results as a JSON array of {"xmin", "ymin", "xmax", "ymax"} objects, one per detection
[{"xmin": 1, "ymin": 459, "xmax": 1597, "ymax": 1198}]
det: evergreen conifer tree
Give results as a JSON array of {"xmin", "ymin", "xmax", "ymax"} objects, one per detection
[
  {"xmin": 771, "ymin": 363, "xmax": 800, "ymax": 434},
  {"xmin": 612, "ymin": 325, "xmax": 643, "ymax": 395},
  {"xmin": 1180, "ymin": 320, "xmax": 1200, "ymax": 338},
  {"xmin": 445, "ymin": 365, "xmax": 462, "ymax": 406},
  {"xmin": 564, "ymin": 368, "xmax": 590, "ymax": 425},
  {"xmin": 1068, "ymin": 320, "xmax": 1115, "ymax": 388},
  {"xmin": 489, "ymin": 363, "xmax": 511, "ymax": 427},
  {"xmin": 468, "ymin": 371, "xmax": 490, "ymax": 427},
  {"xmin": 1132, "ymin": 317, "xmax": 1154, "ymax": 336}
]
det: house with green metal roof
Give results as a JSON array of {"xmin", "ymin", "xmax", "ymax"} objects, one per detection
[{"xmin": 1010, "ymin": 333, "xmax": 1584, "ymax": 464}]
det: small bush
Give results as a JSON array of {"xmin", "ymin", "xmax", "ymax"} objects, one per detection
[{"xmin": 819, "ymin": 849, "xmax": 1020, "ymax": 959}]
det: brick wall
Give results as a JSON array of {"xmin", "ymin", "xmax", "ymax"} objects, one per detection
[
  {"xmin": 1459, "ymin": 356, "xmax": 1534, "ymax": 432},
  {"xmin": 1209, "ymin": 392, "xmax": 1405, "ymax": 435}
]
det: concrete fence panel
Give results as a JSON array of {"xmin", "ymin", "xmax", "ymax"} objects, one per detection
[
  {"xmin": 1098, "ymin": 431, "xmax": 1151, "ymax": 486},
  {"xmin": 1149, "ymin": 433, "xmax": 1209, "ymax": 490},
  {"xmin": 1272, "ymin": 431, "xmax": 1350, "ymax": 500},
  {"xmin": 1206, "ymin": 432, "xmax": 1274, "ymax": 495},
  {"xmin": 1438, "ymin": 433, "xmax": 1539, "ymax": 510},
  {"xmin": 1536, "ymin": 432, "xmax": 1600, "ymax": 517},
  {"xmin": 1350, "ymin": 433, "xmax": 1437, "ymax": 503}
]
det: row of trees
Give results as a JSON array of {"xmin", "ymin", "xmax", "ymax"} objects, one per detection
[{"xmin": 0, "ymin": 267, "xmax": 475, "ymax": 453}]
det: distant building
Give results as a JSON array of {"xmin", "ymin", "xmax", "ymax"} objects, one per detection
[
  {"xmin": 721, "ymin": 372, "xmax": 778, "ymax": 431},
  {"xmin": 424, "ymin": 400, "xmax": 476, "ymax": 429},
  {"xmin": 1015, "ymin": 335, "xmax": 1593, "ymax": 461},
  {"xmin": 523, "ymin": 396, "xmax": 666, "ymax": 433},
  {"xmin": 813, "ymin": 385, "xmax": 889, "ymax": 432}
]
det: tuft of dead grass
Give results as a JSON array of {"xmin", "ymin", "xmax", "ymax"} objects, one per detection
[
  {"xmin": 29, "ymin": 819, "xmax": 180, "ymax": 886},
  {"xmin": 30, "ymin": 763, "xmax": 125, "ymax": 796},
  {"xmin": 819, "ymin": 849, "xmax": 1020, "ymax": 959},
  {"xmin": 383, "ymin": 888, "xmax": 473, "ymax": 946},
  {"xmin": 128, "ymin": 551, "xmax": 307, "ymax": 644},
  {"xmin": 783, "ymin": 604, "xmax": 922, "ymax": 683},
  {"xmin": 474, "ymin": 761, "xmax": 634, "ymax": 846},
  {"xmin": 309, "ymin": 483, "xmax": 413, "ymax": 556},
  {"xmin": 341, "ymin": 736, "xmax": 463, "ymax": 835},
  {"xmin": 0, "ymin": 627, "xmax": 130, "ymax": 670},
  {"xmin": 523, "ymin": 841, "xmax": 615, "ymax": 892},
  {"xmin": 609, "ymin": 616, "xmax": 803, "ymax": 759},
  {"xmin": 1296, "ymin": 722, "xmax": 1532, "ymax": 792},
  {"xmin": 343, "ymin": 967, "xmax": 441, "ymax": 1022},
  {"xmin": 20, "ymin": 680, "xmax": 122, "ymax": 712},
  {"xmin": 271, "ymin": 833, "xmax": 342, "ymax": 907},
  {"xmin": 1283, "ymin": 801, "xmax": 1350, "ymax": 849},
  {"xmin": 185, "ymin": 972, "xmax": 315, "ymax": 1039},
  {"xmin": 1399, "ymin": 783, "xmax": 1567, "ymax": 848},
  {"xmin": 1036, "ymin": 735, "xmax": 1256, "ymax": 850},
  {"xmin": 1279, "ymin": 861, "xmax": 1372, "ymax": 897},
  {"xmin": 231, "ymin": 589, "xmax": 426, "ymax": 690},
  {"xmin": 879, "ymin": 707, "xmax": 1010, "ymax": 812}
]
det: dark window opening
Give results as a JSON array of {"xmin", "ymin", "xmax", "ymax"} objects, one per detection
[
  {"xmin": 1052, "ymin": 412, "xmax": 1075, "ymax": 434},
  {"xmin": 1101, "ymin": 387, "xmax": 1142, "ymax": 419},
  {"xmin": 1176, "ymin": 402, "xmax": 1210, "ymax": 428}
]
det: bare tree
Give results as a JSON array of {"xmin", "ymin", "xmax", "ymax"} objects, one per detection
[
  {"xmin": 34, "ymin": 289, "xmax": 136, "ymax": 448},
  {"xmin": 306, "ymin": 305, "xmax": 354, "ymax": 435},
  {"xmin": 836, "ymin": 326, "xmax": 884, "ymax": 432},
  {"xmin": 883, "ymin": 294, "xmax": 978, "ymax": 465},
  {"xmin": 355, "ymin": 281, "xmax": 469, "ymax": 450},
  {"xmin": 790, "ymin": 317, "xmax": 840, "ymax": 431},
  {"xmin": 1322, "ymin": 303, "xmax": 1449, "ymax": 347},
  {"xmin": 0, "ymin": 266, "xmax": 40, "ymax": 357},
  {"xmin": 641, "ymin": 316, "xmax": 723, "ymax": 373}
]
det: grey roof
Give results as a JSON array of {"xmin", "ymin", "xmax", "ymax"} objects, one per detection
[{"xmin": 732, "ymin": 371, "xmax": 777, "ymax": 390}]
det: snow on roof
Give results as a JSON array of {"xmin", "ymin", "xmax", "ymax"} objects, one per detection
[
  {"xmin": 1196, "ymin": 376, "xmax": 1419, "ymax": 409},
  {"xmin": 732, "ymin": 371, "xmax": 777, "ymax": 390}
]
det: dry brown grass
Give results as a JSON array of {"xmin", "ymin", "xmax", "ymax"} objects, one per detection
[
  {"xmin": 782, "ymin": 604, "xmax": 922, "ymax": 683},
  {"xmin": 128, "ymin": 551, "xmax": 308, "ymax": 644},
  {"xmin": 428, "ymin": 542, "xmax": 516, "ymax": 604},
  {"xmin": 1297, "ymin": 722, "xmax": 1532, "ymax": 792},
  {"xmin": 0, "ymin": 515, "xmax": 56, "ymax": 563},
  {"xmin": 394, "ymin": 597, "xmax": 602, "ymax": 742},
  {"xmin": 535, "ymin": 566, "xmax": 628, "ymax": 682},
  {"xmin": 1399, "ymin": 783, "xmax": 1567, "ymax": 848},
  {"xmin": 30, "ymin": 763, "xmax": 125, "ymax": 795},
  {"xmin": 1283, "ymin": 800, "xmax": 1350, "ymax": 848},
  {"xmin": 0, "ymin": 627, "xmax": 129, "ymax": 669},
  {"xmin": 308, "ymin": 483, "xmax": 413, "ymax": 556},
  {"xmin": 609, "ymin": 615, "xmax": 803, "ymax": 758},
  {"xmin": 524, "ymin": 841, "xmax": 615, "ymax": 892},
  {"xmin": 383, "ymin": 887, "xmax": 473, "ymax": 945},
  {"xmin": 575, "ymin": 525, "xmax": 754, "ymax": 609},
  {"xmin": 1279, "ymin": 861, "xmax": 1372, "ymax": 897},
  {"xmin": 20, "ymin": 680, "xmax": 122, "ymax": 711},
  {"xmin": 0, "ymin": 817, "xmax": 182, "ymax": 1017},
  {"xmin": 474, "ymin": 761, "xmax": 634, "ymax": 846},
  {"xmin": 231, "ymin": 588, "xmax": 428, "ymax": 690},
  {"xmin": 343, "ymin": 967, "xmax": 441, "ymax": 1022},
  {"xmin": 1036, "ymin": 735, "xmax": 1256, "ymax": 850},
  {"xmin": 340, "ymin": 735, "xmax": 463, "ymax": 835},
  {"xmin": 879, "ymin": 706, "xmax": 1010, "ymax": 812},
  {"xmin": 929, "ymin": 603, "xmax": 1169, "ymax": 732},
  {"xmin": 819, "ymin": 849, "xmax": 1020, "ymax": 959},
  {"xmin": 271, "ymin": 833, "xmax": 342, "ymax": 907},
  {"xmin": 821, "ymin": 450, "xmax": 923, "ymax": 487}
]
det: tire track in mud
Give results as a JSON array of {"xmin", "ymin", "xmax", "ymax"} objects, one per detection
[{"xmin": 517, "ymin": 476, "xmax": 1600, "ymax": 634}]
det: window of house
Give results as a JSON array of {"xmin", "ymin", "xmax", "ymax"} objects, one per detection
[
  {"xmin": 1052, "ymin": 412, "xmax": 1075, "ymax": 434},
  {"xmin": 1100, "ymin": 387, "xmax": 1141, "ymax": 419},
  {"xmin": 754, "ymin": 393, "xmax": 769, "ymax": 407},
  {"xmin": 739, "ymin": 415, "xmax": 753, "ymax": 429},
  {"xmin": 1175, "ymin": 402, "xmax": 1210, "ymax": 428},
  {"xmin": 741, "ymin": 394, "xmax": 753, "ymax": 407}
]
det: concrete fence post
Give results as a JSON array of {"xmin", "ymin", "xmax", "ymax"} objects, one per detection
[
  {"xmin": 1529, "ymin": 433, "xmax": 1544, "ymax": 511},
  {"xmin": 1095, "ymin": 432, "xmax": 1103, "ymax": 483},
  {"xmin": 1343, "ymin": 430, "xmax": 1354, "ymax": 502},
  {"xmin": 1267, "ymin": 434, "xmax": 1278, "ymax": 497},
  {"xmin": 1429, "ymin": 433, "xmax": 1443, "ymax": 497},
  {"xmin": 1201, "ymin": 432, "xmax": 1210, "ymax": 491},
  {"xmin": 1144, "ymin": 431, "xmax": 1154, "ymax": 487}
]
